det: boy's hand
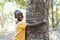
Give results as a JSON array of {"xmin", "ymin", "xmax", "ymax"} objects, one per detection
[
  {"xmin": 42, "ymin": 20, "xmax": 47, "ymax": 24},
  {"xmin": 37, "ymin": 20, "xmax": 47, "ymax": 25}
]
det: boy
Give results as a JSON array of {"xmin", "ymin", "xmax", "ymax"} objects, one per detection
[{"xmin": 13, "ymin": 10, "xmax": 46, "ymax": 40}]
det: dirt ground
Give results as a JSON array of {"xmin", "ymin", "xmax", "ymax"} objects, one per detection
[{"xmin": 0, "ymin": 27, "xmax": 60, "ymax": 40}]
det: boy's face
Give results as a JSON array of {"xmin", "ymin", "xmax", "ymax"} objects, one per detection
[{"xmin": 15, "ymin": 12, "xmax": 23, "ymax": 21}]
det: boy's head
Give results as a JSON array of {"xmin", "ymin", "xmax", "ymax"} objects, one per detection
[{"xmin": 14, "ymin": 10, "xmax": 23, "ymax": 21}]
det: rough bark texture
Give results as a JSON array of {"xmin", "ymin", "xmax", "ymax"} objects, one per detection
[{"xmin": 26, "ymin": 0, "xmax": 49, "ymax": 40}]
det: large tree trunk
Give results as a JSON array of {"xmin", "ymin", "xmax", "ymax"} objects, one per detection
[{"xmin": 26, "ymin": 0, "xmax": 49, "ymax": 40}]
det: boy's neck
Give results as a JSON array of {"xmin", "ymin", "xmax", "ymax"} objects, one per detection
[
  {"xmin": 16, "ymin": 20, "xmax": 22, "ymax": 24},
  {"xmin": 18, "ymin": 20, "xmax": 22, "ymax": 21}
]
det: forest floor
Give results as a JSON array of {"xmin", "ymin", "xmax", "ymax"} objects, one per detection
[
  {"xmin": 49, "ymin": 25, "xmax": 60, "ymax": 40},
  {"xmin": 0, "ymin": 26, "xmax": 60, "ymax": 40},
  {"xmin": 0, "ymin": 31, "xmax": 14, "ymax": 40}
]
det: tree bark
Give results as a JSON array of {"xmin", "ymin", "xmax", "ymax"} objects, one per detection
[{"xmin": 26, "ymin": 0, "xmax": 49, "ymax": 40}]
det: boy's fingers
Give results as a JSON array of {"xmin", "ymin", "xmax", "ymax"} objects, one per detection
[{"xmin": 43, "ymin": 20, "xmax": 47, "ymax": 23}]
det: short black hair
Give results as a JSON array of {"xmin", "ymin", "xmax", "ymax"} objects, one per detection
[
  {"xmin": 14, "ymin": 10, "xmax": 20, "ymax": 15},
  {"xmin": 14, "ymin": 10, "xmax": 23, "ymax": 18}
]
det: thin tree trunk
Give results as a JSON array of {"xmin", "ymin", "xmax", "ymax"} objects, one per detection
[
  {"xmin": 1, "ymin": 4, "xmax": 4, "ymax": 28},
  {"xmin": 51, "ymin": 0, "xmax": 55, "ymax": 28}
]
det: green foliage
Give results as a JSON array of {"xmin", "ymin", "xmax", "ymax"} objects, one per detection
[
  {"xmin": 15, "ymin": 0, "xmax": 26, "ymax": 6},
  {"xmin": 8, "ymin": 0, "xmax": 13, "ymax": 2},
  {"xmin": 49, "ymin": 0, "xmax": 60, "ymax": 28},
  {"xmin": 0, "ymin": 6, "xmax": 2, "ymax": 11},
  {"xmin": 54, "ymin": 0, "xmax": 60, "ymax": 6}
]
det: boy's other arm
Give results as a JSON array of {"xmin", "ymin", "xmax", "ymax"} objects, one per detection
[{"xmin": 27, "ymin": 20, "xmax": 47, "ymax": 27}]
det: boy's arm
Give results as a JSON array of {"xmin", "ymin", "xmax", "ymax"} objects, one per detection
[{"xmin": 27, "ymin": 20, "xmax": 47, "ymax": 27}]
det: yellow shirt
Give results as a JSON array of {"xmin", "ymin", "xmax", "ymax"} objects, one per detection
[{"xmin": 14, "ymin": 21, "xmax": 27, "ymax": 40}]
